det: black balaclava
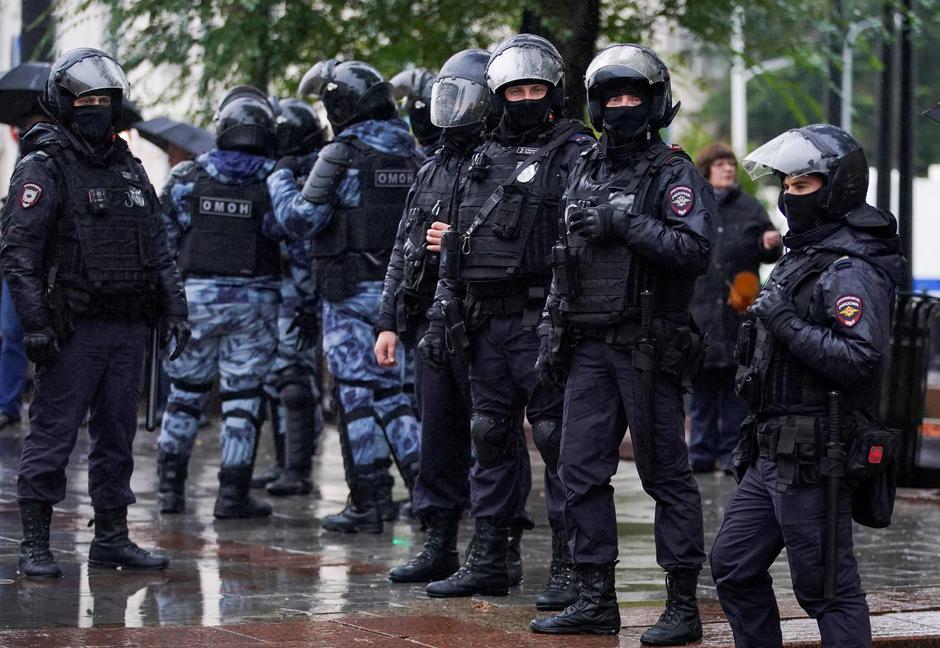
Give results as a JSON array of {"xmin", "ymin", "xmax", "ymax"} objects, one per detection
[
  {"xmin": 442, "ymin": 123, "xmax": 481, "ymax": 155},
  {"xmin": 778, "ymin": 179, "xmax": 830, "ymax": 235},
  {"xmin": 71, "ymin": 105, "xmax": 114, "ymax": 144},
  {"xmin": 602, "ymin": 81, "xmax": 653, "ymax": 145}
]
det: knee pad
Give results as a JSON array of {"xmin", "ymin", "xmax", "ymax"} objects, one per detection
[
  {"xmin": 470, "ymin": 412, "xmax": 513, "ymax": 469},
  {"xmin": 220, "ymin": 387, "xmax": 264, "ymax": 430},
  {"xmin": 279, "ymin": 381, "xmax": 315, "ymax": 410},
  {"xmin": 532, "ymin": 419, "xmax": 562, "ymax": 470}
]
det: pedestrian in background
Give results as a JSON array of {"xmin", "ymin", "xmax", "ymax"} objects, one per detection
[{"xmin": 688, "ymin": 143, "xmax": 782, "ymax": 474}]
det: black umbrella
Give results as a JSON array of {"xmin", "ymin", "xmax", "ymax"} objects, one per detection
[
  {"xmin": 925, "ymin": 103, "xmax": 940, "ymax": 124},
  {"xmin": 133, "ymin": 116, "xmax": 215, "ymax": 156},
  {"xmin": 0, "ymin": 62, "xmax": 50, "ymax": 125}
]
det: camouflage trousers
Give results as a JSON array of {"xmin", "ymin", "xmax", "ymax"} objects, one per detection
[
  {"xmin": 158, "ymin": 301, "xmax": 278, "ymax": 467},
  {"xmin": 323, "ymin": 282, "xmax": 420, "ymax": 471}
]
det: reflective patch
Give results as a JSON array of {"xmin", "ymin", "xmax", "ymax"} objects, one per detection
[
  {"xmin": 516, "ymin": 161, "xmax": 538, "ymax": 184},
  {"xmin": 19, "ymin": 183, "xmax": 42, "ymax": 209},
  {"xmin": 199, "ymin": 196, "xmax": 252, "ymax": 218},
  {"xmin": 374, "ymin": 169, "xmax": 414, "ymax": 187},
  {"xmin": 836, "ymin": 294, "xmax": 863, "ymax": 327},
  {"xmin": 668, "ymin": 185, "xmax": 694, "ymax": 216}
]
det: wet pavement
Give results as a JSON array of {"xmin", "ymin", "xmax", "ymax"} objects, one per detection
[{"xmin": 0, "ymin": 416, "xmax": 939, "ymax": 647}]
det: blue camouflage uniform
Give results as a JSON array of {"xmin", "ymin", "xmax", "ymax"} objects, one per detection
[
  {"xmin": 267, "ymin": 118, "xmax": 421, "ymax": 486},
  {"xmin": 157, "ymin": 149, "xmax": 282, "ymax": 468}
]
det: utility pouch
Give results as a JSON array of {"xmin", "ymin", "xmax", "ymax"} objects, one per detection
[
  {"xmin": 734, "ymin": 320, "xmax": 755, "ymax": 365},
  {"xmin": 846, "ymin": 413, "xmax": 899, "ymax": 479},
  {"xmin": 439, "ymin": 230, "xmax": 461, "ymax": 282},
  {"xmin": 551, "ymin": 243, "xmax": 578, "ymax": 299},
  {"xmin": 467, "ymin": 151, "xmax": 491, "ymax": 180},
  {"xmin": 401, "ymin": 245, "xmax": 427, "ymax": 293},
  {"xmin": 492, "ymin": 186, "xmax": 526, "ymax": 240},
  {"xmin": 442, "ymin": 299, "xmax": 471, "ymax": 352},
  {"xmin": 773, "ymin": 415, "xmax": 821, "ymax": 491},
  {"xmin": 657, "ymin": 325, "xmax": 705, "ymax": 391},
  {"xmin": 731, "ymin": 414, "xmax": 759, "ymax": 483}
]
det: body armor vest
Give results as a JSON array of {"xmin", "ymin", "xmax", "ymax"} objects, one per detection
[
  {"xmin": 311, "ymin": 139, "xmax": 419, "ymax": 293},
  {"xmin": 47, "ymin": 145, "xmax": 160, "ymax": 295},
  {"xmin": 456, "ymin": 121, "xmax": 581, "ymax": 284},
  {"xmin": 558, "ymin": 143, "xmax": 688, "ymax": 326},
  {"xmin": 179, "ymin": 166, "xmax": 281, "ymax": 278}
]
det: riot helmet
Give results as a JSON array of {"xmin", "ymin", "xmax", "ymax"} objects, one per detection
[
  {"xmin": 743, "ymin": 124, "xmax": 869, "ymax": 218},
  {"xmin": 299, "ymin": 59, "xmax": 396, "ymax": 132},
  {"xmin": 485, "ymin": 34, "xmax": 565, "ymax": 120},
  {"xmin": 43, "ymin": 48, "xmax": 129, "ymax": 125},
  {"xmin": 390, "ymin": 68, "xmax": 440, "ymax": 145},
  {"xmin": 271, "ymin": 97, "xmax": 324, "ymax": 156},
  {"xmin": 585, "ymin": 44, "xmax": 678, "ymax": 134},
  {"xmin": 214, "ymin": 86, "xmax": 277, "ymax": 155}
]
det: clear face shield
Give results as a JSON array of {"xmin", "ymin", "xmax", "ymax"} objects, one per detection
[
  {"xmin": 584, "ymin": 45, "xmax": 666, "ymax": 89},
  {"xmin": 486, "ymin": 45, "xmax": 563, "ymax": 92},
  {"xmin": 56, "ymin": 55, "xmax": 129, "ymax": 97},
  {"xmin": 742, "ymin": 130, "xmax": 836, "ymax": 180},
  {"xmin": 430, "ymin": 76, "xmax": 490, "ymax": 128}
]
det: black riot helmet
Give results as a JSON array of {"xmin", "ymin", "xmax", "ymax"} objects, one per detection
[
  {"xmin": 585, "ymin": 43, "xmax": 679, "ymax": 133},
  {"xmin": 270, "ymin": 97, "xmax": 325, "ymax": 156},
  {"xmin": 485, "ymin": 34, "xmax": 565, "ymax": 117},
  {"xmin": 214, "ymin": 86, "xmax": 277, "ymax": 155},
  {"xmin": 743, "ymin": 124, "xmax": 869, "ymax": 218},
  {"xmin": 431, "ymin": 49, "xmax": 493, "ymax": 130},
  {"xmin": 390, "ymin": 68, "xmax": 440, "ymax": 145},
  {"xmin": 43, "ymin": 48, "xmax": 129, "ymax": 125},
  {"xmin": 298, "ymin": 59, "xmax": 396, "ymax": 132}
]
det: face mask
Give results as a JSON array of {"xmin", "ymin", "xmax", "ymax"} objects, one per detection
[
  {"xmin": 503, "ymin": 96, "xmax": 551, "ymax": 132},
  {"xmin": 603, "ymin": 105, "xmax": 650, "ymax": 141},
  {"xmin": 443, "ymin": 124, "xmax": 480, "ymax": 153},
  {"xmin": 71, "ymin": 106, "xmax": 113, "ymax": 143},
  {"xmin": 779, "ymin": 189, "xmax": 827, "ymax": 234}
]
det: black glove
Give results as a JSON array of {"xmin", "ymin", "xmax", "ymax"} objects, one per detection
[
  {"xmin": 24, "ymin": 329, "xmax": 60, "ymax": 367},
  {"xmin": 274, "ymin": 155, "xmax": 305, "ymax": 175},
  {"xmin": 748, "ymin": 287, "xmax": 799, "ymax": 338},
  {"xmin": 162, "ymin": 316, "xmax": 191, "ymax": 361},
  {"xmin": 417, "ymin": 316, "xmax": 446, "ymax": 372},
  {"xmin": 287, "ymin": 306, "xmax": 319, "ymax": 351},
  {"xmin": 534, "ymin": 322, "xmax": 567, "ymax": 388},
  {"xmin": 567, "ymin": 204, "xmax": 633, "ymax": 243}
]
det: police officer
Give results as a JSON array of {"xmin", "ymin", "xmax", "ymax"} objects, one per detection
[
  {"xmin": 390, "ymin": 68, "xmax": 442, "ymax": 158},
  {"xmin": 0, "ymin": 48, "xmax": 189, "ymax": 576},
  {"xmin": 270, "ymin": 60, "xmax": 422, "ymax": 533},
  {"xmin": 710, "ymin": 125, "xmax": 904, "ymax": 648},
  {"xmin": 529, "ymin": 45, "xmax": 713, "ymax": 642},
  {"xmin": 419, "ymin": 35, "xmax": 594, "ymax": 606},
  {"xmin": 156, "ymin": 86, "xmax": 283, "ymax": 519},
  {"xmin": 257, "ymin": 97, "xmax": 326, "ymax": 496},
  {"xmin": 376, "ymin": 49, "xmax": 492, "ymax": 582}
]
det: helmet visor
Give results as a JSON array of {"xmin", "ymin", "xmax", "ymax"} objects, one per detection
[
  {"xmin": 56, "ymin": 55, "xmax": 128, "ymax": 97},
  {"xmin": 742, "ymin": 130, "xmax": 837, "ymax": 180},
  {"xmin": 430, "ymin": 77, "xmax": 490, "ymax": 127},
  {"xmin": 585, "ymin": 45, "xmax": 666, "ymax": 89},
  {"xmin": 487, "ymin": 46, "xmax": 562, "ymax": 91}
]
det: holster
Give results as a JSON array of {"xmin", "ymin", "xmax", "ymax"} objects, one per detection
[
  {"xmin": 757, "ymin": 415, "xmax": 822, "ymax": 491},
  {"xmin": 730, "ymin": 414, "xmax": 759, "ymax": 483},
  {"xmin": 439, "ymin": 230, "xmax": 461, "ymax": 282},
  {"xmin": 656, "ymin": 324, "xmax": 705, "ymax": 391},
  {"xmin": 551, "ymin": 243, "xmax": 579, "ymax": 299},
  {"xmin": 442, "ymin": 299, "xmax": 470, "ymax": 353}
]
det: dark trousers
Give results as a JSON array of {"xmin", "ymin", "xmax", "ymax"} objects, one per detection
[
  {"xmin": 18, "ymin": 319, "xmax": 147, "ymax": 508},
  {"xmin": 710, "ymin": 456, "xmax": 871, "ymax": 648},
  {"xmin": 689, "ymin": 366, "xmax": 748, "ymax": 470},
  {"xmin": 559, "ymin": 338, "xmax": 705, "ymax": 568},
  {"xmin": 411, "ymin": 319, "xmax": 472, "ymax": 518},
  {"xmin": 467, "ymin": 312, "xmax": 563, "ymax": 529}
]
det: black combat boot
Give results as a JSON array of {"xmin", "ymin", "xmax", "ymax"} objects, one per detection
[
  {"xmin": 388, "ymin": 511, "xmax": 460, "ymax": 583},
  {"xmin": 214, "ymin": 466, "xmax": 273, "ymax": 519},
  {"xmin": 535, "ymin": 529, "xmax": 579, "ymax": 610},
  {"xmin": 157, "ymin": 451, "xmax": 188, "ymax": 514},
  {"xmin": 639, "ymin": 570, "xmax": 703, "ymax": 646},
  {"xmin": 507, "ymin": 525, "xmax": 524, "ymax": 586},
  {"xmin": 530, "ymin": 562, "xmax": 620, "ymax": 635},
  {"xmin": 321, "ymin": 469, "xmax": 383, "ymax": 533},
  {"xmin": 426, "ymin": 518, "xmax": 509, "ymax": 597},
  {"xmin": 18, "ymin": 500, "xmax": 61, "ymax": 578},
  {"xmin": 88, "ymin": 507, "xmax": 169, "ymax": 570}
]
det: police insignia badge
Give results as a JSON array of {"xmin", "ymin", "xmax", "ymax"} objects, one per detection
[
  {"xmin": 668, "ymin": 185, "xmax": 694, "ymax": 216},
  {"xmin": 836, "ymin": 294, "xmax": 863, "ymax": 327},
  {"xmin": 20, "ymin": 183, "xmax": 42, "ymax": 209},
  {"xmin": 517, "ymin": 161, "xmax": 538, "ymax": 184}
]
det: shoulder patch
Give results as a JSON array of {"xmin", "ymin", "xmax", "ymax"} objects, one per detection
[
  {"xmin": 668, "ymin": 185, "xmax": 695, "ymax": 216},
  {"xmin": 836, "ymin": 294, "xmax": 863, "ymax": 327},
  {"xmin": 19, "ymin": 183, "xmax": 43, "ymax": 209}
]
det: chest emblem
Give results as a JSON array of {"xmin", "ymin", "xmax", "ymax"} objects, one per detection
[
  {"xmin": 19, "ymin": 183, "xmax": 42, "ymax": 209},
  {"xmin": 516, "ymin": 161, "xmax": 538, "ymax": 184},
  {"xmin": 836, "ymin": 294, "xmax": 863, "ymax": 327},
  {"xmin": 124, "ymin": 186, "xmax": 146, "ymax": 208},
  {"xmin": 668, "ymin": 185, "xmax": 694, "ymax": 216}
]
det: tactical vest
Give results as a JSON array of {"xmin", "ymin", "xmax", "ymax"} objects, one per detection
[
  {"xmin": 310, "ymin": 139, "xmax": 419, "ymax": 299},
  {"xmin": 736, "ymin": 248, "xmax": 869, "ymax": 415},
  {"xmin": 558, "ymin": 143, "xmax": 689, "ymax": 326},
  {"xmin": 456, "ymin": 121, "xmax": 583, "ymax": 283},
  {"xmin": 45, "ymin": 145, "xmax": 160, "ymax": 295},
  {"xmin": 177, "ymin": 165, "xmax": 280, "ymax": 279},
  {"xmin": 400, "ymin": 153, "xmax": 463, "ymax": 306}
]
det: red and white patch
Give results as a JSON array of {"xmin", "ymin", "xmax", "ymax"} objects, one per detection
[
  {"xmin": 668, "ymin": 185, "xmax": 694, "ymax": 216},
  {"xmin": 836, "ymin": 294, "xmax": 863, "ymax": 327},
  {"xmin": 19, "ymin": 183, "xmax": 42, "ymax": 209}
]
